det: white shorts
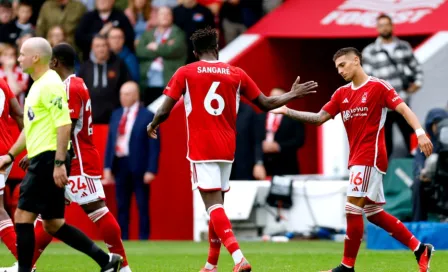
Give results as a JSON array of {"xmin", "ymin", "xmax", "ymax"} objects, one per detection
[
  {"xmin": 0, "ymin": 164, "xmax": 12, "ymax": 196},
  {"xmin": 347, "ymin": 165, "xmax": 385, "ymax": 204},
  {"xmin": 65, "ymin": 175, "xmax": 105, "ymax": 205},
  {"xmin": 190, "ymin": 162, "xmax": 232, "ymax": 192}
]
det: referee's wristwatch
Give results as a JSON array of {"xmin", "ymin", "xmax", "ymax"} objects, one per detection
[{"xmin": 54, "ymin": 160, "xmax": 66, "ymax": 167}]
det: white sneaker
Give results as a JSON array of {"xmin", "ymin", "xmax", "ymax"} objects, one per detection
[{"xmin": 0, "ymin": 262, "xmax": 36, "ymax": 272}]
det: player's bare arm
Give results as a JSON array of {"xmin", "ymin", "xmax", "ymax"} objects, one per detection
[
  {"xmin": 147, "ymin": 95, "xmax": 177, "ymax": 139},
  {"xmin": 395, "ymin": 102, "xmax": 433, "ymax": 157},
  {"xmin": 271, "ymin": 106, "xmax": 332, "ymax": 126},
  {"xmin": 9, "ymin": 97, "xmax": 24, "ymax": 130},
  {"xmin": 54, "ymin": 124, "xmax": 71, "ymax": 188},
  {"xmin": 0, "ymin": 130, "xmax": 26, "ymax": 171},
  {"xmin": 252, "ymin": 76, "xmax": 318, "ymax": 111}
]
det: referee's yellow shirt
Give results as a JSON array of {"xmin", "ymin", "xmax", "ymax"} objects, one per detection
[{"xmin": 24, "ymin": 70, "xmax": 71, "ymax": 159}]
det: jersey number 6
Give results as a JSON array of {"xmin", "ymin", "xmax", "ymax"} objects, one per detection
[{"xmin": 204, "ymin": 82, "xmax": 225, "ymax": 116}]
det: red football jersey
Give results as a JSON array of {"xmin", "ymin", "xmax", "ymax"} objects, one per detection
[
  {"xmin": 65, "ymin": 75, "xmax": 102, "ymax": 177},
  {"xmin": 0, "ymin": 78, "xmax": 14, "ymax": 154},
  {"xmin": 164, "ymin": 60, "xmax": 262, "ymax": 162},
  {"xmin": 322, "ymin": 77, "xmax": 403, "ymax": 173}
]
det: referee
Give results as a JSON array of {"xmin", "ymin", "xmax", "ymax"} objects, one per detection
[{"xmin": 0, "ymin": 38, "xmax": 122, "ymax": 272}]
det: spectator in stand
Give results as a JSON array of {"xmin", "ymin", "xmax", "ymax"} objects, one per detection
[
  {"xmin": 0, "ymin": 1, "xmax": 13, "ymax": 27},
  {"xmin": 79, "ymin": 35, "xmax": 131, "ymax": 124},
  {"xmin": 219, "ymin": 0, "xmax": 246, "ymax": 45},
  {"xmin": 173, "ymin": 0, "xmax": 215, "ymax": 63},
  {"xmin": 150, "ymin": 0, "xmax": 178, "ymax": 28},
  {"xmin": 0, "ymin": 44, "xmax": 29, "ymax": 105},
  {"xmin": 0, "ymin": 1, "xmax": 33, "ymax": 45},
  {"xmin": 136, "ymin": 6, "xmax": 187, "ymax": 106},
  {"xmin": 240, "ymin": 0, "xmax": 263, "ymax": 28},
  {"xmin": 76, "ymin": 0, "xmax": 134, "ymax": 60},
  {"xmin": 363, "ymin": 14, "xmax": 423, "ymax": 158},
  {"xmin": 124, "ymin": 0, "xmax": 151, "ymax": 42},
  {"xmin": 108, "ymin": 27, "xmax": 140, "ymax": 82},
  {"xmin": 47, "ymin": 25, "xmax": 66, "ymax": 47},
  {"xmin": 104, "ymin": 81, "xmax": 160, "ymax": 240},
  {"xmin": 261, "ymin": 88, "xmax": 305, "ymax": 176},
  {"xmin": 36, "ymin": 0, "xmax": 86, "ymax": 48},
  {"xmin": 15, "ymin": 28, "xmax": 35, "ymax": 54},
  {"xmin": 26, "ymin": 0, "xmax": 45, "ymax": 25}
]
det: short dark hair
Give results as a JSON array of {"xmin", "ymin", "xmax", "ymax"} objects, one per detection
[
  {"xmin": 18, "ymin": 0, "xmax": 32, "ymax": 8},
  {"xmin": 190, "ymin": 27, "xmax": 218, "ymax": 55},
  {"xmin": 0, "ymin": 0, "xmax": 12, "ymax": 9},
  {"xmin": 333, "ymin": 47, "xmax": 362, "ymax": 64},
  {"xmin": 52, "ymin": 43, "xmax": 76, "ymax": 69},
  {"xmin": 377, "ymin": 14, "xmax": 393, "ymax": 24}
]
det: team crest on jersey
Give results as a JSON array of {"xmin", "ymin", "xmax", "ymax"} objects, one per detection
[
  {"xmin": 361, "ymin": 92, "xmax": 367, "ymax": 103},
  {"xmin": 27, "ymin": 107, "xmax": 35, "ymax": 121}
]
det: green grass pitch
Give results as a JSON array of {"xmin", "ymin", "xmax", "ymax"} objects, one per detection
[{"xmin": 0, "ymin": 241, "xmax": 445, "ymax": 271}]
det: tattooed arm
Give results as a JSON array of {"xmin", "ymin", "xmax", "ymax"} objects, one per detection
[{"xmin": 272, "ymin": 106, "xmax": 332, "ymax": 126}]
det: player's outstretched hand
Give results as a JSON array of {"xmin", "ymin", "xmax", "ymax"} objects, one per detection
[
  {"xmin": 54, "ymin": 165, "xmax": 68, "ymax": 188},
  {"xmin": 291, "ymin": 76, "xmax": 318, "ymax": 98},
  {"xmin": 0, "ymin": 155, "xmax": 12, "ymax": 172},
  {"xmin": 147, "ymin": 123, "xmax": 159, "ymax": 139},
  {"xmin": 418, "ymin": 134, "xmax": 433, "ymax": 157},
  {"xmin": 19, "ymin": 155, "xmax": 29, "ymax": 171},
  {"xmin": 270, "ymin": 106, "xmax": 288, "ymax": 115}
]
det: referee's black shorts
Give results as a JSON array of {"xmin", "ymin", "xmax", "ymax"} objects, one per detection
[{"xmin": 18, "ymin": 151, "xmax": 71, "ymax": 220}]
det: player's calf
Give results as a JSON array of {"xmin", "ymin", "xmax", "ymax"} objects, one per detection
[
  {"xmin": 84, "ymin": 201, "xmax": 130, "ymax": 270},
  {"xmin": 0, "ymin": 195, "xmax": 18, "ymax": 260}
]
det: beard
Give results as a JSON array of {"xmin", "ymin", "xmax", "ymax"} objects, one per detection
[{"xmin": 380, "ymin": 31, "xmax": 393, "ymax": 39}]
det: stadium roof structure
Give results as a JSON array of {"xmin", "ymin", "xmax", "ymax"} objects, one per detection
[{"xmin": 247, "ymin": 0, "xmax": 448, "ymax": 38}]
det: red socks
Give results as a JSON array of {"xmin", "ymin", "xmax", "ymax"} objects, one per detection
[
  {"xmin": 207, "ymin": 220, "xmax": 221, "ymax": 266},
  {"xmin": 90, "ymin": 207, "xmax": 129, "ymax": 268},
  {"xmin": 208, "ymin": 204, "xmax": 240, "ymax": 255},
  {"xmin": 366, "ymin": 206, "xmax": 420, "ymax": 251},
  {"xmin": 342, "ymin": 203, "xmax": 364, "ymax": 268},
  {"xmin": 0, "ymin": 219, "xmax": 18, "ymax": 260}
]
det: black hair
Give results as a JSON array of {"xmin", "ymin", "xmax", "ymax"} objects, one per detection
[
  {"xmin": 18, "ymin": 0, "xmax": 32, "ymax": 8},
  {"xmin": 0, "ymin": 0, "xmax": 12, "ymax": 9},
  {"xmin": 377, "ymin": 14, "xmax": 393, "ymax": 24},
  {"xmin": 333, "ymin": 47, "xmax": 362, "ymax": 64},
  {"xmin": 190, "ymin": 27, "xmax": 218, "ymax": 55},
  {"xmin": 52, "ymin": 43, "xmax": 76, "ymax": 69}
]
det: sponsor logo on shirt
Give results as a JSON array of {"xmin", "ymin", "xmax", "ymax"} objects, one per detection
[
  {"xmin": 193, "ymin": 13, "xmax": 205, "ymax": 22},
  {"xmin": 321, "ymin": 0, "xmax": 446, "ymax": 28},
  {"xmin": 342, "ymin": 107, "xmax": 369, "ymax": 122},
  {"xmin": 50, "ymin": 97, "xmax": 63, "ymax": 109}
]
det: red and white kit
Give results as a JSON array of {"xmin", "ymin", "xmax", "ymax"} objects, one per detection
[
  {"xmin": 322, "ymin": 76, "xmax": 403, "ymax": 203},
  {"xmin": 0, "ymin": 79, "xmax": 14, "ymax": 194},
  {"xmin": 64, "ymin": 75, "xmax": 105, "ymax": 204},
  {"xmin": 164, "ymin": 60, "xmax": 261, "ymax": 191}
]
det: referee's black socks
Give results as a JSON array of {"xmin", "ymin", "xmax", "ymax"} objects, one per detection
[
  {"xmin": 53, "ymin": 223, "xmax": 110, "ymax": 268},
  {"xmin": 16, "ymin": 223, "xmax": 35, "ymax": 272}
]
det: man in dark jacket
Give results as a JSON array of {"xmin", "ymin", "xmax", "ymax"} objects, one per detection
[
  {"xmin": 412, "ymin": 108, "xmax": 448, "ymax": 221},
  {"xmin": 173, "ymin": 0, "xmax": 215, "ymax": 63},
  {"xmin": 261, "ymin": 88, "xmax": 305, "ymax": 176},
  {"xmin": 230, "ymin": 102, "xmax": 266, "ymax": 180},
  {"xmin": 75, "ymin": 0, "xmax": 134, "ymax": 60},
  {"xmin": 79, "ymin": 35, "xmax": 131, "ymax": 124}
]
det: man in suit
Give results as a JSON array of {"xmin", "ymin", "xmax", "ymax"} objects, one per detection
[
  {"xmin": 104, "ymin": 81, "xmax": 160, "ymax": 240},
  {"xmin": 230, "ymin": 102, "xmax": 266, "ymax": 180},
  {"xmin": 261, "ymin": 88, "xmax": 305, "ymax": 176}
]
